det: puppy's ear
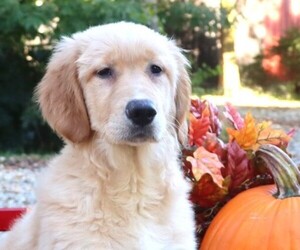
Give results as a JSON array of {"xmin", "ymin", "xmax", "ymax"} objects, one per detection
[
  {"xmin": 35, "ymin": 38, "xmax": 91, "ymax": 143},
  {"xmin": 174, "ymin": 50, "xmax": 191, "ymax": 146}
]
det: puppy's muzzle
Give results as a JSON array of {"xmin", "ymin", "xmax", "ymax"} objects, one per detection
[{"xmin": 125, "ymin": 99, "xmax": 157, "ymax": 127}]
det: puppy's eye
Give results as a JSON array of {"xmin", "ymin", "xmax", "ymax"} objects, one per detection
[
  {"xmin": 97, "ymin": 67, "xmax": 113, "ymax": 78},
  {"xmin": 150, "ymin": 64, "xmax": 162, "ymax": 75}
]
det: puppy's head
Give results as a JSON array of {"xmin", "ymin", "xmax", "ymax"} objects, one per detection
[{"xmin": 36, "ymin": 22, "xmax": 191, "ymax": 146}]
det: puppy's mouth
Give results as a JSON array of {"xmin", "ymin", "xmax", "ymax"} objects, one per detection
[{"xmin": 125, "ymin": 125, "xmax": 158, "ymax": 144}]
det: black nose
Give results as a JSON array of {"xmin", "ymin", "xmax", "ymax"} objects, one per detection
[{"xmin": 125, "ymin": 99, "xmax": 157, "ymax": 127}]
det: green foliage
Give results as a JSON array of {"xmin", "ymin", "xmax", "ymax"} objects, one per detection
[
  {"xmin": 0, "ymin": 0, "xmax": 229, "ymax": 152},
  {"xmin": 0, "ymin": 0, "xmax": 155, "ymax": 152},
  {"xmin": 241, "ymin": 54, "xmax": 275, "ymax": 87},
  {"xmin": 191, "ymin": 64, "xmax": 221, "ymax": 94},
  {"xmin": 158, "ymin": 0, "xmax": 229, "ymax": 71},
  {"xmin": 158, "ymin": 1, "xmax": 229, "ymax": 34},
  {"xmin": 271, "ymin": 28, "xmax": 300, "ymax": 92},
  {"xmin": 0, "ymin": 0, "xmax": 51, "ymax": 151}
]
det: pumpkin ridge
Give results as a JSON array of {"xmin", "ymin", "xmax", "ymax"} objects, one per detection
[{"xmin": 266, "ymin": 199, "xmax": 283, "ymax": 250}]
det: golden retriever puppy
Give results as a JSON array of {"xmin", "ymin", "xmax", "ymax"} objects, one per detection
[{"xmin": 1, "ymin": 22, "xmax": 196, "ymax": 250}]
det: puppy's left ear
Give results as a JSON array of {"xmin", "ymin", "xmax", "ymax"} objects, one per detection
[{"xmin": 174, "ymin": 49, "xmax": 191, "ymax": 146}]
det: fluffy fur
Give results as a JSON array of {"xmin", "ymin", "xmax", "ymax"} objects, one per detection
[{"xmin": 0, "ymin": 22, "xmax": 196, "ymax": 250}]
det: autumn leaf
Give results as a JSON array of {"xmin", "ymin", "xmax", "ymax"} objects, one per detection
[
  {"xmin": 187, "ymin": 147, "xmax": 224, "ymax": 187},
  {"xmin": 227, "ymin": 113, "xmax": 258, "ymax": 150},
  {"xmin": 287, "ymin": 128, "xmax": 296, "ymax": 138},
  {"xmin": 224, "ymin": 102, "xmax": 244, "ymax": 130},
  {"xmin": 188, "ymin": 113, "xmax": 210, "ymax": 146},
  {"xmin": 256, "ymin": 121, "xmax": 293, "ymax": 149},
  {"xmin": 190, "ymin": 99, "xmax": 222, "ymax": 135},
  {"xmin": 190, "ymin": 98, "xmax": 208, "ymax": 119},
  {"xmin": 190, "ymin": 174, "xmax": 229, "ymax": 207},
  {"xmin": 208, "ymin": 102, "xmax": 222, "ymax": 136},
  {"xmin": 202, "ymin": 133, "xmax": 227, "ymax": 161},
  {"xmin": 223, "ymin": 141, "xmax": 254, "ymax": 190}
]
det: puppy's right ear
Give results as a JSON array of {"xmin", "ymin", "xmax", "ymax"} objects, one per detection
[
  {"xmin": 35, "ymin": 38, "xmax": 92, "ymax": 143},
  {"xmin": 174, "ymin": 48, "xmax": 191, "ymax": 146}
]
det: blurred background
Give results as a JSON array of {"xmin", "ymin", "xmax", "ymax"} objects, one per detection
[{"xmin": 1, "ymin": 0, "xmax": 300, "ymax": 153}]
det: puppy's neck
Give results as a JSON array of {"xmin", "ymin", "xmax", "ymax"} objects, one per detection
[{"xmin": 74, "ymin": 133, "xmax": 180, "ymax": 174}]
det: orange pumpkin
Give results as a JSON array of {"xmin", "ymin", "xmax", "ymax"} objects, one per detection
[{"xmin": 200, "ymin": 144, "xmax": 300, "ymax": 250}]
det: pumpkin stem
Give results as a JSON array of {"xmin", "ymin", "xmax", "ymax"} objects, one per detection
[{"xmin": 256, "ymin": 144, "xmax": 300, "ymax": 199}]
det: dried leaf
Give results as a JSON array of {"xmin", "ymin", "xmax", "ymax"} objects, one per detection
[
  {"xmin": 224, "ymin": 141, "xmax": 254, "ymax": 190},
  {"xmin": 187, "ymin": 147, "xmax": 224, "ymax": 187},
  {"xmin": 190, "ymin": 98, "xmax": 222, "ymax": 135},
  {"xmin": 202, "ymin": 133, "xmax": 227, "ymax": 161},
  {"xmin": 190, "ymin": 174, "xmax": 229, "ymax": 207},
  {"xmin": 256, "ymin": 122, "xmax": 292, "ymax": 149},
  {"xmin": 190, "ymin": 99, "xmax": 204, "ymax": 119},
  {"xmin": 188, "ymin": 113, "xmax": 210, "ymax": 147},
  {"xmin": 208, "ymin": 102, "xmax": 222, "ymax": 136},
  {"xmin": 227, "ymin": 113, "xmax": 258, "ymax": 150},
  {"xmin": 287, "ymin": 128, "xmax": 296, "ymax": 138},
  {"xmin": 190, "ymin": 99, "xmax": 208, "ymax": 119},
  {"xmin": 224, "ymin": 103, "xmax": 244, "ymax": 130}
]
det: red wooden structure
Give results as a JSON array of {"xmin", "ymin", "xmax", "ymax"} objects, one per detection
[
  {"xmin": 264, "ymin": 0, "xmax": 300, "ymax": 48},
  {"xmin": 0, "ymin": 208, "xmax": 26, "ymax": 231},
  {"xmin": 262, "ymin": 0, "xmax": 300, "ymax": 79}
]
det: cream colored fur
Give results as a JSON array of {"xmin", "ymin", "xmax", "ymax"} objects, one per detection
[{"xmin": 0, "ymin": 22, "xmax": 196, "ymax": 250}]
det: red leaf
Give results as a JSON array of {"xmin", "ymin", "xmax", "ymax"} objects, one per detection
[
  {"xmin": 202, "ymin": 133, "xmax": 227, "ymax": 161},
  {"xmin": 207, "ymin": 102, "xmax": 222, "ymax": 136},
  {"xmin": 188, "ymin": 113, "xmax": 210, "ymax": 146},
  {"xmin": 190, "ymin": 98, "xmax": 207, "ymax": 119},
  {"xmin": 223, "ymin": 141, "xmax": 254, "ymax": 190},
  {"xmin": 224, "ymin": 103, "xmax": 244, "ymax": 130},
  {"xmin": 189, "ymin": 98, "xmax": 223, "ymax": 146},
  {"xmin": 191, "ymin": 99, "xmax": 222, "ymax": 135},
  {"xmin": 190, "ymin": 174, "xmax": 228, "ymax": 207}
]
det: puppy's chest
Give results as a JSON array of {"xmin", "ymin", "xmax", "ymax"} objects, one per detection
[
  {"xmin": 95, "ymin": 177, "xmax": 175, "ymax": 249},
  {"xmin": 102, "ymin": 171, "xmax": 171, "ymax": 219}
]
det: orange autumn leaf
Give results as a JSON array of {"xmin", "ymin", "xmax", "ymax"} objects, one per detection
[
  {"xmin": 187, "ymin": 147, "xmax": 224, "ymax": 188},
  {"xmin": 227, "ymin": 113, "xmax": 258, "ymax": 150},
  {"xmin": 227, "ymin": 115, "xmax": 292, "ymax": 151},
  {"xmin": 256, "ymin": 121, "xmax": 292, "ymax": 148},
  {"xmin": 257, "ymin": 120, "xmax": 272, "ymax": 130}
]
